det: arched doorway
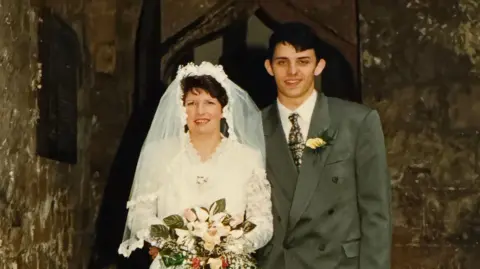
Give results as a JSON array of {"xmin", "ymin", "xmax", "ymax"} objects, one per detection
[{"xmin": 164, "ymin": 8, "xmax": 360, "ymax": 107}]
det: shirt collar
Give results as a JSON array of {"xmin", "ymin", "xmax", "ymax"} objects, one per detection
[{"xmin": 277, "ymin": 90, "xmax": 317, "ymax": 122}]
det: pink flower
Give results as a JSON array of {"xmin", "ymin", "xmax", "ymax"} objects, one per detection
[
  {"xmin": 207, "ymin": 227, "xmax": 218, "ymax": 236},
  {"xmin": 203, "ymin": 228, "xmax": 222, "ymax": 251},
  {"xmin": 184, "ymin": 208, "xmax": 197, "ymax": 222}
]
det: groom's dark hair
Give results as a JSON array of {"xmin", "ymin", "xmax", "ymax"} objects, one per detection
[{"xmin": 267, "ymin": 22, "xmax": 323, "ymax": 62}]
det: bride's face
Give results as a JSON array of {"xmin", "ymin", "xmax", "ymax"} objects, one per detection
[{"xmin": 184, "ymin": 88, "xmax": 223, "ymax": 137}]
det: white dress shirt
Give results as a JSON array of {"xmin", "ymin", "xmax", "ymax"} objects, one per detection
[{"xmin": 277, "ymin": 90, "xmax": 317, "ymax": 141}]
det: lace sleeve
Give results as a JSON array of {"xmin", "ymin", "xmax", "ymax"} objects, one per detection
[
  {"xmin": 126, "ymin": 199, "xmax": 161, "ymax": 239},
  {"xmin": 243, "ymin": 154, "xmax": 273, "ymax": 250},
  {"xmin": 119, "ymin": 194, "xmax": 163, "ymax": 257}
]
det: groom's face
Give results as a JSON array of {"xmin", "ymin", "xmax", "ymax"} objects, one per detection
[{"xmin": 265, "ymin": 43, "xmax": 325, "ymax": 105}]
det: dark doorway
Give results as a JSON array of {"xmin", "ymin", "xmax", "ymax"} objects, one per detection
[
  {"xmin": 218, "ymin": 18, "xmax": 277, "ymax": 109},
  {"xmin": 89, "ymin": 1, "xmax": 162, "ymax": 268}
]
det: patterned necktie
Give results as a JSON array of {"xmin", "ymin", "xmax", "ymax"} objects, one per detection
[{"xmin": 288, "ymin": 113, "xmax": 305, "ymax": 170}]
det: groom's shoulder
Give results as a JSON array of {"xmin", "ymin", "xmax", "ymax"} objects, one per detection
[
  {"xmin": 261, "ymin": 103, "xmax": 275, "ymax": 114},
  {"xmin": 261, "ymin": 103, "xmax": 275, "ymax": 119},
  {"xmin": 327, "ymin": 96, "xmax": 373, "ymax": 122}
]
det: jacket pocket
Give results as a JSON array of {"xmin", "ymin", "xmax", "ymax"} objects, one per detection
[
  {"xmin": 325, "ymin": 152, "xmax": 351, "ymax": 166},
  {"xmin": 342, "ymin": 240, "xmax": 360, "ymax": 258}
]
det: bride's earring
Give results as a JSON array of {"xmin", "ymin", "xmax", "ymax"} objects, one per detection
[
  {"xmin": 220, "ymin": 118, "xmax": 229, "ymax": 137},
  {"xmin": 184, "ymin": 124, "xmax": 189, "ymax": 133}
]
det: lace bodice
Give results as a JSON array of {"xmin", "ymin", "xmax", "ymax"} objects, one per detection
[{"xmin": 118, "ymin": 136, "xmax": 273, "ymax": 260}]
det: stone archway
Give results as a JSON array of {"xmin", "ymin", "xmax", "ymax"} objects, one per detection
[{"xmin": 158, "ymin": 0, "xmax": 361, "ymax": 105}]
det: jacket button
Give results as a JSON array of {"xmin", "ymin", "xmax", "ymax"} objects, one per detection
[
  {"xmin": 328, "ymin": 208, "xmax": 335, "ymax": 215},
  {"xmin": 332, "ymin": 176, "xmax": 339, "ymax": 183},
  {"xmin": 318, "ymin": 243, "xmax": 326, "ymax": 251}
]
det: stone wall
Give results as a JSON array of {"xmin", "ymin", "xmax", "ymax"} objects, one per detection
[
  {"xmin": 0, "ymin": 0, "xmax": 140, "ymax": 268},
  {"xmin": 0, "ymin": 1, "xmax": 76, "ymax": 268},
  {"xmin": 359, "ymin": 1, "xmax": 480, "ymax": 268}
]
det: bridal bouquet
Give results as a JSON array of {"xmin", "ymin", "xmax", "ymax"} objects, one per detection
[{"xmin": 148, "ymin": 199, "xmax": 258, "ymax": 269}]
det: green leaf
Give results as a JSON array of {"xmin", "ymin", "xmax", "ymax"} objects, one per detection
[
  {"xmin": 242, "ymin": 221, "xmax": 257, "ymax": 233},
  {"xmin": 169, "ymin": 228, "xmax": 178, "ymax": 239},
  {"xmin": 209, "ymin": 198, "xmax": 226, "ymax": 215},
  {"xmin": 163, "ymin": 214, "xmax": 185, "ymax": 229},
  {"xmin": 150, "ymin": 224, "xmax": 169, "ymax": 239},
  {"xmin": 190, "ymin": 208, "xmax": 197, "ymax": 215},
  {"xmin": 221, "ymin": 215, "xmax": 232, "ymax": 226},
  {"xmin": 162, "ymin": 253, "xmax": 185, "ymax": 267}
]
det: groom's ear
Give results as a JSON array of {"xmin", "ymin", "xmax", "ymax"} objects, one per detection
[
  {"xmin": 314, "ymin": 59, "xmax": 326, "ymax": 76},
  {"xmin": 264, "ymin": 59, "xmax": 274, "ymax": 76}
]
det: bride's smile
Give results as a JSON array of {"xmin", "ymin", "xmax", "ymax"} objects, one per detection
[{"xmin": 194, "ymin": 118, "xmax": 210, "ymax": 125}]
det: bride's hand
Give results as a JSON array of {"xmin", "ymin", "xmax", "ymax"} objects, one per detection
[{"xmin": 148, "ymin": 246, "xmax": 159, "ymax": 260}]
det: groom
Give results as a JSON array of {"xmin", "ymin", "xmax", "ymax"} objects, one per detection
[{"xmin": 258, "ymin": 22, "xmax": 392, "ymax": 269}]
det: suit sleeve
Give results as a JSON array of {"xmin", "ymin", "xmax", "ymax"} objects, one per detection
[{"xmin": 355, "ymin": 110, "xmax": 392, "ymax": 269}]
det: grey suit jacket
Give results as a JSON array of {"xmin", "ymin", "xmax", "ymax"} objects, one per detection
[{"xmin": 258, "ymin": 93, "xmax": 392, "ymax": 269}]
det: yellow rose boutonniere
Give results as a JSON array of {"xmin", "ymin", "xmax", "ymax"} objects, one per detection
[
  {"xmin": 305, "ymin": 129, "xmax": 337, "ymax": 153},
  {"xmin": 306, "ymin": 137, "xmax": 326, "ymax": 149}
]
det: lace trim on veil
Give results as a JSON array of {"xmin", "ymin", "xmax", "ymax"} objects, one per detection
[{"xmin": 118, "ymin": 216, "xmax": 162, "ymax": 257}]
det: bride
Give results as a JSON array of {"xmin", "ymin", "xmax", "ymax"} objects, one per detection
[{"xmin": 118, "ymin": 62, "xmax": 273, "ymax": 268}]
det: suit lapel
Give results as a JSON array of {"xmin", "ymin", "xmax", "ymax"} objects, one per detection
[
  {"xmin": 264, "ymin": 105, "xmax": 297, "ymax": 229},
  {"xmin": 288, "ymin": 93, "xmax": 334, "ymax": 230}
]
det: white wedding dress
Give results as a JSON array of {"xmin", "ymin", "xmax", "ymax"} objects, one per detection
[{"xmin": 118, "ymin": 135, "xmax": 273, "ymax": 268}]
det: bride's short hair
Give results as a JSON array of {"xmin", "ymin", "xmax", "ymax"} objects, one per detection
[{"xmin": 180, "ymin": 75, "xmax": 229, "ymax": 108}]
